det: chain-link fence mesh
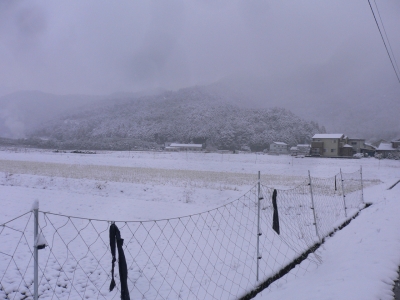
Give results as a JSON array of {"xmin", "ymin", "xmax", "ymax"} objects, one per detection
[
  {"xmin": 0, "ymin": 169, "xmax": 375, "ymax": 300},
  {"xmin": 309, "ymin": 175, "xmax": 347, "ymax": 239},
  {"xmin": 0, "ymin": 212, "xmax": 34, "ymax": 300},
  {"xmin": 341, "ymin": 170, "xmax": 364, "ymax": 211},
  {"xmin": 253, "ymin": 181, "xmax": 321, "ymax": 295}
]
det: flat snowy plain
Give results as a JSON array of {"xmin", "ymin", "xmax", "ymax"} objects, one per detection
[{"xmin": 0, "ymin": 148, "xmax": 399, "ymax": 299}]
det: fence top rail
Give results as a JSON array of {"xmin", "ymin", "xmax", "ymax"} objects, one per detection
[
  {"xmin": 308, "ymin": 168, "xmax": 361, "ymax": 180},
  {"xmin": 1, "ymin": 211, "xmax": 32, "ymax": 226},
  {"xmin": 309, "ymin": 173, "xmax": 340, "ymax": 180},
  {"xmin": 340, "ymin": 169, "xmax": 361, "ymax": 175},
  {"xmin": 261, "ymin": 179, "xmax": 309, "ymax": 191},
  {"xmin": 38, "ymin": 184, "xmax": 258, "ymax": 223},
  {"xmin": 261, "ymin": 170, "xmax": 360, "ymax": 191},
  {"xmin": 1, "ymin": 169, "xmax": 362, "ymax": 225}
]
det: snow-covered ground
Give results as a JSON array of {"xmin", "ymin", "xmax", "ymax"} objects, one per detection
[
  {"xmin": 255, "ymin": 182, "xmax": 400, "ymax": 300},
  {"xmin": 0, "ymin": 149, "xmax": 399, "ymax": 299}
]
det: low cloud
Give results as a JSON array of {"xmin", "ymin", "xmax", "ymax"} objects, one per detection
[{"xmin": 0, "ymin": 0, "xmax": 398, "ymax": 100}]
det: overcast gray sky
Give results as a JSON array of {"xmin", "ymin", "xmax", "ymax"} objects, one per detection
[{"xmin": 0, "ymin": 0, "xmax": 399, "ymax": 96}]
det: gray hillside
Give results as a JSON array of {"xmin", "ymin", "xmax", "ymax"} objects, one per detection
[{"xmin": 29, "ymin": 87, "xmax": 325, "ymax": 151}]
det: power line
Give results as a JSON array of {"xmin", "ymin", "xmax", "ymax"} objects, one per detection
[
  {"xmin": 367, "ymin": 0, "xmax": 400, "ymax": 83},
  {"xmin": 373, "ymin": 0, "xmax": 400, "ymax": 78}
]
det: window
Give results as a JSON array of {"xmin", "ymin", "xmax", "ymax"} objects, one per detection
[
  {"xmin": 351, "ymin": 142, "xmax": 357, "ymax": 145},
  {"xmin": 323, "ymin": 149, "xmax": 326, "ymax": 153},
  {"xmin": 331, "ymin": 149, "xmax": 335, "ymax": 153},
  {"xmin": 333, "ymin": 140, "xmax": 336, "ymax": 143}
]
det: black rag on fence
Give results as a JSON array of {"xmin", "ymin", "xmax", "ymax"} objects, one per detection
[
  {"xmin": 109, "ymin": 223, "xmax": 130, "ymax": 300},
  {"xmin": 272, "ymin": 189, "xmax": 280, "ymax": 235}
]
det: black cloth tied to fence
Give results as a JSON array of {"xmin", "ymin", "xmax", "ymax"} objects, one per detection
[
  {"xmin": 109, "ymin": 223, "xmax": 130, "ymax": 300},
  {"xmin": 272, "ymin": 189, "xmax": 280, "ymax": 235}
]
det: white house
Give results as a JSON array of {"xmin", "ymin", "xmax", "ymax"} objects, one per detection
[
  {"xmin": 165, "ymin": 143, "xmax": 203, "ymax": 151},
  {"xmin": 376, "ymin": 141, "xmax": 399, "ymax": 158},
  {"xmin": 270, "ymin": 142, "xmax": 288, "ymax": 154},
  {"xmin": 311, "ymin": 134, "xmax": 353, "ymax": 157}
]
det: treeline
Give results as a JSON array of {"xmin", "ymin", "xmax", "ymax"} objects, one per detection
[{"xmin": 28, "ymin": 87, "xmax": 325, "ymax": 151}]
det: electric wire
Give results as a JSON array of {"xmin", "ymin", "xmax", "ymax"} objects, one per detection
[
  {"xmin": 367, "ymin": 0, "xmax": 400, "ymax": 83},
  {"xmin": 373, "ymin": 0, "xmax": 400, "ymax": 78}
]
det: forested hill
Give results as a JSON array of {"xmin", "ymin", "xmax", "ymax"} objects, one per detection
[{"xmin": 29, "ymin": 87, "xmax": 326, "ymax": 151}]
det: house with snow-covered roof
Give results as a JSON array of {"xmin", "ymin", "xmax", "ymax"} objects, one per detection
[
  {"xmin": 311, "ymin": 134, "xmax": 353, "ymax": 157},
  {"xmin": 361, "ymin": 142, "xmax": 376, "ymax": 156},
  {"xmin": 269, "ymin": 142, "xmax": 288, "ymax": 154},
  {"xmin": 165, "ymin": 143, "xmax": 203, "ymax": 151},
  {"xmin": 376, "ymin": 140, "xmax": 400, "ymax": 158}
]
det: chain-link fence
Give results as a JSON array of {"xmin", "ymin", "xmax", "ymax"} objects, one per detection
[{"xmin": 0, "ymin": 168, "xmax": 376, "ymax": 300}]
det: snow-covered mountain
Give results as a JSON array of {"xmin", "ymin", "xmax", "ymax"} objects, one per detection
[{"xmin": 28, "ymin": 87, "xmax": 325, "ymax": 150}]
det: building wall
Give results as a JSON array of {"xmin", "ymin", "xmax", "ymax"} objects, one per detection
[
  {"xmin": 270, "ymin": 143, "xmax": 288, "ymax": 154},
  {"xmin": 341, "ymin": 147, "xmax": 354, "ymax": 156},
  {"xmin": 310, "ymin": 141, "xmax": 323, "ymax": 155},
  {"xmin": 324, "ymin": 139, "xmax": 340, "ymax": 157},
  {"xmin": 392, "ymin": 141, "xmax": 400, "ymax": 149},
  {"xmin": 348, "ymin": 139, "xmax": 365, "ymax": 153},
  {"xmin": 312, "ymin": 138, "xmax": 340, "ymax": 157}
]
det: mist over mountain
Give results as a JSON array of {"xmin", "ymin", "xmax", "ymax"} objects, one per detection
[
  {"xmin": 0, "ymin": 91, "xmax": 104, "ymax": 139},
  {"xmin": 25, "ymin": 87, "xmax": 325, "ymax": 151},
  {"xmin": 0, "ymin": 88, "xmax": 170, "ymax": 140},
  {"xmin": 205, "ymin": 55, "xmax": 400, "ymax": 142},
  {"xmin": 0, "ymin": 66, "xmax": 400, "ymax": 148}
]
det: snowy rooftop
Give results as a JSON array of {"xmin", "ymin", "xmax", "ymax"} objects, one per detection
[
  {"xmin": 290, "ymin": 147, "xmax": 298, "ymax": 150},
  {"xmin": 343, "ymin": 144, "xmax": 353, "ymax": 148},
  {"xmin": 169, "ymin": 143, "xmax": 202, "ymax": 148},
  {"xmin": 273, "ymin": 142, "xmax": 287, "ymax": 145},
  {"xmin": 312, "ymin": 134, "xmax": 344, "ymax": 139},
  {"xmin": 364, "ymin": 143, "xmax": 376, "ymax": 149},
  {"xmin": 377, "ymin": 143, "xmax": 396, "ymax": 151}
]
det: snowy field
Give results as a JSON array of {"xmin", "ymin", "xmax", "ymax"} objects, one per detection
[{"xmin": 0, "ymin": 148, "xmax": 399, "ymax": 299}]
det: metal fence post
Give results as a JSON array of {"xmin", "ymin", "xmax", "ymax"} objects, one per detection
[
  {"xmin": 308, "ymin": 171, "xmax": 320, "ymax": 241},
  {"xmin": 335, "ymin": 175, "xmax": 337, "ymax": 191},
  {"xmin": 340, "ymin": 169, "xmax": 347, "ymax": 218},
  {"xmin": 256, "ymin": 171, "xmax": 262, "ymax": 281},
  {"xmin": 360, "ymin": 165, "xmax": 364, "ymax": 204},
  {"xmin": 33, "ymin": 201, "xmax": 39, "ymax": 300}
]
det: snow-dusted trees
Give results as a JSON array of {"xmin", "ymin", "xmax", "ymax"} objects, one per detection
[{"xmin": 29, "ymin": 88, "xmax": 325, "ymax": 150}]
